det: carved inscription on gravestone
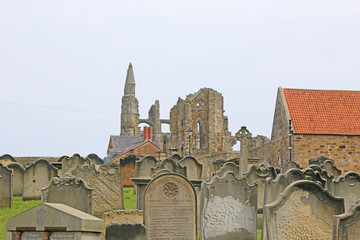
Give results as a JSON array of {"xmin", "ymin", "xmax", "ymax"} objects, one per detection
[{"xmin": 144, "ymin": 173, "xmax": 196, "ymax": 240}]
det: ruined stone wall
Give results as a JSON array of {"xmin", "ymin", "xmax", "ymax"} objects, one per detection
[
  {"xmin": 293, "ymin": 134, "xmax": 360, "ymax": 173},
  {"xmin": 169, "ymin": 88, "xmax": 235, "ymax": 158},
  {"xmin": 270, "ymin": 88, "xmax": 290, "ymax": 167}
]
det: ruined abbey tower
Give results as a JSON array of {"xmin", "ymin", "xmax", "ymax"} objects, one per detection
[{"xmin": 109, "ymin": 63, "xmax": 238, "ymax": 161}]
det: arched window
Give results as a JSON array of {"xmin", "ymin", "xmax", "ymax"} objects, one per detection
[{"xmin": 196, "ymin": 120, "xmax": 205, "ymax": 149}]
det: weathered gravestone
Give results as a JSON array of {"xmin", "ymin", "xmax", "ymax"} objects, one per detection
[
  {"xmin": 42, "ymin": 172, "xmax": 93, "ymax": 214},
  {"xmin": 5, "ymin": 202, "xmax": 103, "ymax": 240},
  {"xmin": 302, "ymin": 167, "xmax": 327, "ymax": 188},
  {"xmin": 150, "ymin": 158, "xmax": 186, "ymax": 177},
  {"xmin": 262, "ymin": 168, "xmax": 306, "ymax": 240},
  {"xmin": 323, "ymin": 159, "xmax": 341, "ymax": 179},
  {"xmin": 102, "ymin": 210, "xmax": 143, "ymax": 240},
  {"xmin": 106, "ymin": 223, "xmax": 146, "ymax": 240},
  {"xmin": 245, "ymin": 162, "xmax": 277, "ymax": 229},
  {"xmin": 62, "ymin": 154, "xmax": 98, "ymax": 182},
  {"xmin": 23, "ymin": 159, "xmax": 58, "ymax": 200},
  {"xmin": 265, "ymin": 180, "xmax": 344, "ymax": 240},
  {"xmin": 87, "ymin": 153, "xmax": 104, "ymax": 165},
  {"xmin": 88, "ymin": 165, "xmax": 124, "ymax": 217},
  {"xmin": 0, "ymin": 154, "xmax": 16, "ymax": 166},
  {"xmin": 329, "ymin": 172, "xmax": 360, "ymax": 212},
  {"xmin": 0, "ymin": 163, "xmax": 12, "ymax": 208},
  {"xmin": 200, "ymin": 172, "xmax": 257, "ymax": 240},
  {"xmin": 333, "ymin": 200, "xmax": 360, "ymax": 240},
  {"xmin": 7, "ymin": 163, "xmax": 25, "ymax": 197},
  {"xmin": 144, "ymin": 173, "xmax": 197, "ymax": 240},
  {"xmin": 215, "ymin": 162, "xmax": 239, "ymax": 178},
  {"xmin": 179, "ymin": 156, "xmax": 203, "ymax": 180},
  {"xmin": 309, "ymin": 155, "xmax": 334, "ymax": 166}
]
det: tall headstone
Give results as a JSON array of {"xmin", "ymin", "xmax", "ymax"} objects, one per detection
[
  {"xmin": 329, "ymin": 172, "xmax": 360, "ymax": 212},
  {"xmin": 88, "ymin": 165, "xmax": 124, "ymax": 217},
  {"xmin": 265, "ymin": 180, "xmax": 344, "ymax": 240},
  {"xmin": 179, "ymin": 156, "xmax": 203, "ymax": 180},
  {"xmin": 144, "ymin": 173, "xmax": 197, "ymax": 240},
  {"xmin": 42, "ymin": 172, "xmax": 93, "ymax": 214},
  {"xmin": 235, "ymin": 126, "xmax": 252, "ymax": 176},
  {"xmin": 7, "ymin": 163, "xmax": 25, "ymax": 197},
  {"xmin": 333, "ymin": 200, "xmax": 360, "ymax": 240},
  {"xmin": 0, "ymin": 163, "xmax": 12, "ymax": 208},
  {"xmin": 106, "ymin": 223, "xmax": 146, "ymax": 240},
  {"xmin": 23, "ymin": 159, "xmax": 58, "ymax": 200},
  {"xmin": 200, "ymin": 172, "xmax": 257, "ymax": 240}
]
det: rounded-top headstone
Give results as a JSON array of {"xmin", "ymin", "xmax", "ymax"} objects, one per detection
[{"xmin": 144, "ymin": 173, "xmax": 197, "ymax": 240}]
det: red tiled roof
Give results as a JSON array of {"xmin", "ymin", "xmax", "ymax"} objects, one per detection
[{"xmin": 283, "ymin": 88, "xmax": 360, "ymax": 135}]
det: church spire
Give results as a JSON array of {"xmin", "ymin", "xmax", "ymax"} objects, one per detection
[{"xmin": 124, "ymin": 63, "xmax": 135, "ymax": 96}]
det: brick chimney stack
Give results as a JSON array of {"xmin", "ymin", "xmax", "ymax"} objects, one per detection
[
  {"xmin": 143, "ymin": 127, "xmax": 148, "ymax": 141},
  {"xmin": 148, "ymin": 127, "xmax": 153, "ymax": 141}
]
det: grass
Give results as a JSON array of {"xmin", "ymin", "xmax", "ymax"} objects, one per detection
[
  {"xmin": 0, "ymin": 197, "xmax": 41, "ymax": 240},
  {"xmin": 1, "ymin": 189, "xmax": 262, "ymax": 240}
]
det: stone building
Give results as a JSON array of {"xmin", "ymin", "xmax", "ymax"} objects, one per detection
[{"xmin": 270, "ymin": 87, "xmax": 360, "ymax": 173}]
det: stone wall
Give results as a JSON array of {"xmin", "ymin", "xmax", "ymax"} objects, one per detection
[
  {"xmin": 293, "ymin": 134, "xmax": 360, "ymax": 173},
  {"xmin": 248, "ymin": 135, "xmax": 271, "ymax": 162}
]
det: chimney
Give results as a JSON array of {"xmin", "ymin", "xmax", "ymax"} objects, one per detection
[
  {"xmin": 143, "ymin": 127, "xmax": 148, "ymax": 141},
  {"xmin": 148, "ymin": 127, "xmax": 153, "ymax": 141}
]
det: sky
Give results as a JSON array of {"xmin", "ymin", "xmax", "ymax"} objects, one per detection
[{"xmin": 1, "ymin": 0, "xmax": 360, "ymax": 157}]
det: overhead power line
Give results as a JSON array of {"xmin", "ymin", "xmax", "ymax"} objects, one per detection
[{"xmin": 0, "ymin": 100, "xmax": 119, "ymax": 115}]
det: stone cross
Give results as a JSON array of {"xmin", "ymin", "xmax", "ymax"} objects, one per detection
[{"xmin": 235, "ymin": 126, "xmax": 252, "ymax": 176}]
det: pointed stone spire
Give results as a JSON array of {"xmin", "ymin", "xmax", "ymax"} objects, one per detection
[{"xmin": 124, "ymin": 63, "xmax": 135, "ymax": 96}]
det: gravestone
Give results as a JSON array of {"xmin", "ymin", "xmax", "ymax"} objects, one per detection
[
  {"xmin": 179, "ymin": 156, "xmax": 203, "ymax": 180},
  {"xmin": 302, "ymin": 168, "xmax": 327, "ymax": 188},
  {"xmin": 119, "ymin": 154, "xmax": 138, "ymax": 187},
  {"xmin": 201, "ymin": 172, "xmax": 257, "ymax": 240},
  {"xmin": 106, "ymin": 223, "xmax": 146, "ymax": 240},
  {"xmin": 0, "ymin": 163, "xmax": 12, "ymax": 208},
  {"xmin": 5, "ymin": 203, "xmax": 103, "ymax": 240},
  {"xmin": 262, "ymin": 168, "xmax": 306, "ymax": 240},
  {"xmin": 280, "ymin": 161, "xmax": 302, "ymax": 173},
  {"xmin": 265, "ymin": 180, "xmax": 344, "ymax": 240},
  {"xmin": 87, "ymin": 153, "xmax": 104, "ymax": 165},
  {"xmin": 144, "ymin": 173, "xmax": 197, "ymax": 240},
  {"xmin": 235, "ymin": 126, "xmax": 252, "ymax": 176},
  {"xmin": 7, "ymin": 163, "xmax": 25, "ymax": 197},
  {"xmin": 323, "ymin": 160, "xmax": 341, "ymax": 179},
  {"xmin": 62, "ymin": 154, "xmax": 98, "ymax": 182},
  {"xmin": 212, "ymin": 159, "xmax": 226, "ymax": 172},
  {"xmin": 88, "ymin": 165, "xmax": 124, "ymax": 218},
  {"xmin": 333, "ymin": 200, "xmax": 360, "ymax": 240},
  {"xmin": 329, "ymin": 172, "xmax": 360, "ymax": 212},
  {"xmin": 215, "ymin": 162, "xmax": 239, "ymax": 178},
  {"xmin": 23, "ymin": 159, "xmax": 58, "ymax": 200},
  {"xmin": 150, "ymin": 158, "xmax": 186, "ymax": 177},
  {"xmin": 308, "ymin": 156, "xmax": 334, "ymax": 166},
  {"xmin": 0, "ymin": 154, "xmax": 16, "ymax": 166},
  {"xmin": 102, "ymin": 210, "xmax": 143, "ymax": 240},
  {"xmin": 135, "ymin": 156, "xmax": 158, "ymax": 179},
  {"xmin": 42, "ymin": 172, "xmax": 93, "ymax": 214},
  {"xmin": 245, "ymin": 162, "xmax": 277, "ymax": 228}
]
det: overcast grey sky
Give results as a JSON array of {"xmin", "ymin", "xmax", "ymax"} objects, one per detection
[{"xmin": 1, "ymin": 0, "xmax": 360, "ymax": 157}]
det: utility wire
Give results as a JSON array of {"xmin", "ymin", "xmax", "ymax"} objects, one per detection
[{"xmin": 0, "ymin": 100, "xmax": 119, "ymax": 115}]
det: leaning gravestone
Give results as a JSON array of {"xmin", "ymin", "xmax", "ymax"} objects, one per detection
[
  {"xmin": 88, "ymin": 165, "xmax": 124, "ymax": 218},
  {"xmin": 333, "ymin": 200, "xmax": 360, "ymax": 240},
  {"xmin": 23, "ymin": 159, "xmax": 58, "ymax": 200},
  {"xmin": 62, "ymin": 154, "xmax": 98, "ymax": 182},
  {"xmin": 42, "ymin": 172, "xmax": 93, "ymax": 214},
  {"xmin": 0, "ymin": 163, "xmax": 12, "ymax": 208},
  {"xmin": 265, "ymin": 180, "xmax": 344, "ymax": 240},
  {"xmin": 7, "ymin": 163, "xmax": 25, "ymax": 197},
  {"xmin": 201, "ymin": 172, "xmax": 257, "ymax": 240},
  {"xmin": 106, "ymin": 223, "xmax": 146, "ymax": 240},
  {"xmin": 144, "ymin": 173, "xmax": 197, "ymax": 240},
  {"xmin": 329, "ymin": 172, "xmax": 360, "ymax": 212},
  {"xmin": 179, "ymin": 156, "xmax": 203, "ymax": 180}
]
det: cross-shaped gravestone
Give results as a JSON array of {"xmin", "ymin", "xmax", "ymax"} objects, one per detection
[{"xmin": 235, "ymin": 126, "xmax": 252, "ymax": 176}]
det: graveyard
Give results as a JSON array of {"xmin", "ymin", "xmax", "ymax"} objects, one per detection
[{"xmin": 1, "ymin": 153, "xmax": 360, "ymax": 240}]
